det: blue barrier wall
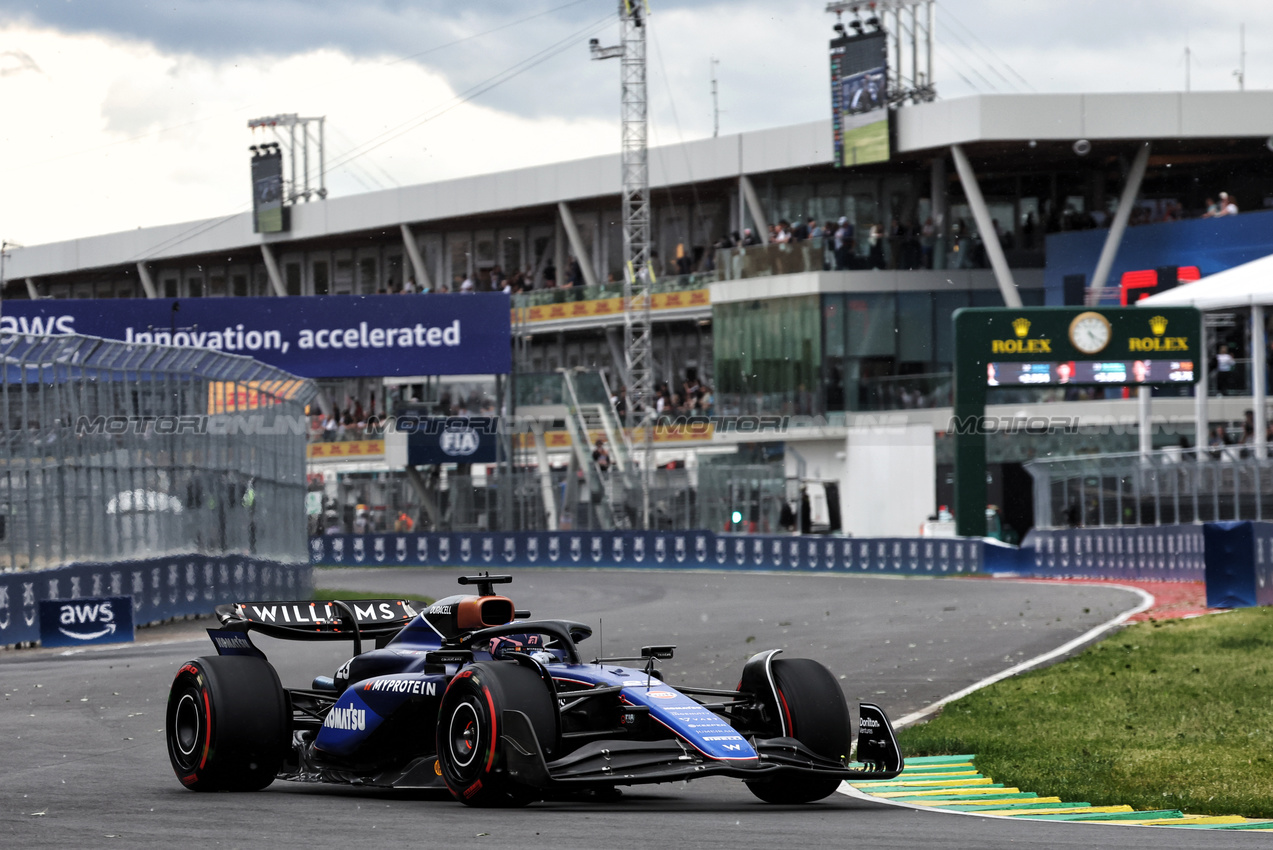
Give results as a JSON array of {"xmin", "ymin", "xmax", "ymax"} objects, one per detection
[
  {"xmin": 0, "ymin": 556, "xmax": 312, "ymax": 646},
  {"xmin": 1043, "ymin": 209, "xmax": 1273, "ymax": 304},
  {"xmin": 310, "ymin": 531, "xmax": 984, "ymax": 575},
  {"xmin": 1014, "ymin": 525, "xmax": 1206, "ymax": 581},
  {"xmin": 1203, "ymin": 522, "xmax": 1273, "ymax": 608}
]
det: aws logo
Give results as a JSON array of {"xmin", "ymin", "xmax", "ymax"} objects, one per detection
[
  {"xmin": 991, "ymin": 317, "xmax": 1051, "ymax": 354},
  {"xmin": 1129, "ymin": 315, "xmax": 1188, "ymax": 352},
  {"xmin": 0, "ymin": 315, "xmax": 76, "ymax": 336}
]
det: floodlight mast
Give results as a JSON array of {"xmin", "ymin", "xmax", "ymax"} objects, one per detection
[
  {"xmin": 591, "ymin": 1, "xmax": 653, "ymax": 529},
  {"xmin": 248, "ymin": 113, "xmax": 329, "ymax": 203},
  {"xmin": 825, "ymin": 0, "xmax": 936, "ymax": 104}
]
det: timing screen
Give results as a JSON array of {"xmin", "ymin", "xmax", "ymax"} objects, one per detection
[{"xmin": 987, "ymin": 360, "xmax": 1194, "ymax": 386}]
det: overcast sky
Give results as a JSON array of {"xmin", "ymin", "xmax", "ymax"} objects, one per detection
[{"xmin": 1, "ymin": 0, "xmax": 1270, "ymax": 249}]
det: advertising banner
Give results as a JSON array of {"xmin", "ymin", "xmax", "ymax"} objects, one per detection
[
  {"xmin": 404, "ymin": 417, "xmax": 500, "ymax": 465},
  {"xmin": 1, "ymin": 293, "xmax": 511, "ymax": 377},
  {"xmin": 0, "ymin": 556, "xmax": 311, "ymax": 646},
  {"xmin": 38, "ymin": 596, "xmax": 135, "ymax": 648},
  {"xmin": 310, "ymin": 531, "xmax": 983, "ymax": 576}
]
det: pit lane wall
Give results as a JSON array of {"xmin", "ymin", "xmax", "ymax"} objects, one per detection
[
  {"xmin": 0, "ymin": 556, "xmax": 312, "ymax": 646},
  {"xmin": 309, "ymin": 531, "xmax": 984, "ymax": 575}
]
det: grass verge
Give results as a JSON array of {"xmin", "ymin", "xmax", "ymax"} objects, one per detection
[{"xmin": 897, "ymin": 607, "xmax": 1273, "ymax": 818}]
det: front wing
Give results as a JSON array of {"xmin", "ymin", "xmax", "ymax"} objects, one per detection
[{"xmin": 501, "ymin": 702, "xmax": 904, "ymax": 789}]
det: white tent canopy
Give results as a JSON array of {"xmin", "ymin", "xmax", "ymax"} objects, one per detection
[
  {"xmin": 1138, "ymin": 251, "xmax": 1273, "ymax": 311},
  {"xmin": 1138, "ymin": 249, "xmax": 1273, "ymax": 457}
]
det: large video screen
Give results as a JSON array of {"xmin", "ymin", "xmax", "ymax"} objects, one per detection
[
  {"xmin": 251, "ymin": 148, "xmax": 288, "ymax": 234},
  {"xmin": 987, "ymin": 360, "xmax": 1195, "ymax": 386},
  {"xmin": 830, "ymin": 31, "xmax": 889, "ymax": 167}
]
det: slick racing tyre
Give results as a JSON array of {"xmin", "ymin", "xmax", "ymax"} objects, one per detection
[
  {"xmin": 166, "ymin": 656, "xmax": 288, "ymax": 792},
  {"xmin": 436, "ymin": 661, "xmax": 558, "ymax": 807},
  {"xmin": 745, "ymin": 658, "xmax": 851, "ymax": 804}
]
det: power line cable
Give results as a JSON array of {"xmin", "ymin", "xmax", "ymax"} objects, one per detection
[
  {"xmin": 127, "ymin": 12, "xmax": 618, "ymax": 261},
  {"xmin": 935, "ymin": 41, "xmax": 998, "ymax": 92},
  {"xmin": 322, "ymin": 12, "xmax": 617, "ymax": 175},
  {"xmin": 18, "ymin": 0, "xmax": 603, "ymax": 170},
  {"xmin": 934, "ymin": 46, "xmax": 983, "ymax": 93},
  {"xmin": 648, "ymin": 19, "xmax": 705, "ymax": 253},
  {"xmin": 938, "ymin": 2, "xmax": 1035, "ymax": 91}
]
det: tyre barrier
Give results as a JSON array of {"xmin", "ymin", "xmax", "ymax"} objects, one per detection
[
  {"xmin": 310, "ymin": 531, "xmax": 984, "ymax": 576},
  {"xmin": 0, "ymin": 555, "xmax": 312, "ymax": 647}
]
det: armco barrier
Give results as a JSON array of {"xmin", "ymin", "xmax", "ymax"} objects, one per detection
[
  {"xmin": 0, "ymin": 556, "xmax": 312, "ymax": 646},
  {"xmin": 1015, "ymin": 525, "xmax": 1206, "ymax": 581},
  {"xmin": 310, "ymin": 531, "xmax": 983, "ymax": 576}
]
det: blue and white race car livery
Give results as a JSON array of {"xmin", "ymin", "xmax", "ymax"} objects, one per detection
[{"xmin": 165, "ymin": 573, "xmax": 903, "ymax": 805}]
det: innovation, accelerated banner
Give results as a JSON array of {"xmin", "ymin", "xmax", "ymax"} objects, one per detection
[{"xmin": 1, "ymin": 292, "xmax": 512, "ymax": 377}]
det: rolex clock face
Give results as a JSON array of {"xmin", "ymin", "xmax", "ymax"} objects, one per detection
[{"xmin": 1069, "ymin": 311, "xmax": 1111, "ymax": 355}]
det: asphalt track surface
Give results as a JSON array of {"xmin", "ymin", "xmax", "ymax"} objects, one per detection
[{"xmin": 1, "ymin": 568, "xmax": 1261, "ymax": 848}]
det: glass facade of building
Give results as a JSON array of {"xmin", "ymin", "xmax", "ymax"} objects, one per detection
[
  {"xmin": 715, "ymin": 295, "xmax": 822, "ymax": 416},
  {"xmin": 715, "ymin": 288, "xmax": 1047, "ymax": 417}
]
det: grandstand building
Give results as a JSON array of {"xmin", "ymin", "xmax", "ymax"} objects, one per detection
[{"xmin": 9, "ymin": 91, "xmax": 1273, "ymax": 539}]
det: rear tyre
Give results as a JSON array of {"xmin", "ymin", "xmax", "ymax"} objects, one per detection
[
  {"xmin": 436, "ymin": 661, "xmax": 558, "ymax": 807},
  {"xmin": 745, "ymin": 657, "xmax": 851, "ymax": 804},
  {"xmin": 165, "ymin": 656, "xmax": 289, "ymax": 792}
]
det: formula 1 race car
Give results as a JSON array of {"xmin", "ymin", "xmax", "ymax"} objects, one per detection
[{"xmin": 165, "ymin": 573, "xmax": 903, "ymax": 805}]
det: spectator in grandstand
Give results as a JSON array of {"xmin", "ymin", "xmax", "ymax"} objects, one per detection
[
  {"xmin": 1201, "ymin": 197, "xmax": 1220, "ymax": 218},
  {"xmin": 921, "ymin": 217, "xmax": 936, "ymax": 268},
  {"xmin": 833, "ymin": 217, "xmax": 854, "ymax": 270},
  {"xmin": 592, "ymin": 438, "xmax": 611, "ymax": 473},
  {"xmin": 1214, "ymin": 192, "xmax": 1239, "ymax": 217},
  {"xmin": 323, "ymin": 511, "xmax": 344, "ymax": 535},
  {"xmin": 772, "ymin": 222, "xmax": 790, "ymax": 244},
  {"xmin": 698, "ymin": 385, "xmax": 713, "ymax": 416},
  {"xmin": 791, "ymin": 218, "xmax": 810, "ymax": 241},
  {"xmin": 868, "ymin": 224, "xmax": 886, "ymax": 269},
  {"xmin": 742, "ymin": 228, "xmax": 761, "ymax": 246},
  {"xmin": 1215, "ymin": 344, "xmax": 1236, "ymax": 393},
  {"xmin": 807, "ymin": 218, "xmax": 823, "ymax": 239}
]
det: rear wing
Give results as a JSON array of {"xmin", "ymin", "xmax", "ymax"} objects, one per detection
[{"xmin": 215, "ymin": 599, "xmax": 420, "ymax": 642}]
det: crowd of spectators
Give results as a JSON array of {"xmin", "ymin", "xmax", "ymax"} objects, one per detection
[
  {"xmin": 309, "ymin": 393, "xmax": 384, "ymax": 442},
  {"xmin": 607, "ymin": 373, "xmax": 714, "ymax": 426}
]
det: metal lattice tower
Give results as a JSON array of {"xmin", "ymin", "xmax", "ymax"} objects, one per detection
[
  {"xmin": 592, "ymin": 0, "xmax": 653, "ymax": 527},
  {"xmin": 248, "ymin": 113, "xmax": 329, "ymax": 203}
]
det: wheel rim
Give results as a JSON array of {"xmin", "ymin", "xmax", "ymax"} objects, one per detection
[
  {"xmin": 174, "ymin": 692, "xmax": 201, "ymax": 763},
  {"xmin": 448, "ymin": 701, "xmax": 481, "ymax": 769}
]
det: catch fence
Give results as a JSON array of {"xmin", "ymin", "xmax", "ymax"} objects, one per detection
[{"xmin": 0, "ymin": 333, "xmax": 314, "ymax": 571}]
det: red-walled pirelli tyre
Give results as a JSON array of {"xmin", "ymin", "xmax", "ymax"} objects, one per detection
[
  {"xmin": 165, "ymin": 656, "xmax": 289, "ymax": 792},
  {"xmin": 436, "ymin": 661, "xmax": 558, "ymax": 807},
  {"xmin": 745, "ymin": 658, "xmax": 851, "ymax": 804}
]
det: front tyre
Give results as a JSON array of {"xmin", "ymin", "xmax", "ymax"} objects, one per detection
[
  {"xmin": 165, "ymin": 656, "xmax": 288, "ymax": 792},
  {"xmin": 745, "ymin": 657, "xmax": 851, "ymax": 804},
  {"xmin": 436, "ymin": 662, "xmax": 558, "ymax": 807}
]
